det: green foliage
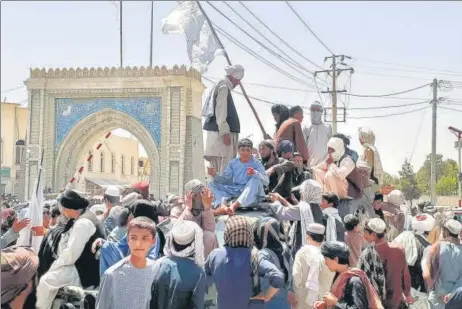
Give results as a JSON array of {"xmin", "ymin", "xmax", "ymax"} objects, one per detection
[
  {"xmin": 382, "ymin": 172, "xmax": 400, "ymax": 186},
  {"xmin": 415, "ymin": 154, "xmax": 444, "ymax": 195},
  {"xmin": 398, "ymin": 158, "xmax": 421, "ymax": 202},
  {"xmin": 436, "ymin": 159, "xmax": 459, "ymax": 195}
]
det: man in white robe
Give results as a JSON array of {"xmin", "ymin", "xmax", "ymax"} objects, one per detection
[
  {"xmin": 293, "ymin": 223, "xmax": 335, "ymax": 309},
  {"xmin": 203, "ymin": 64, "xmax": 245, "ymax": 174},
  {"xmin": 303, "ymin": 101, "xmax": 332, "ymax": 167}
]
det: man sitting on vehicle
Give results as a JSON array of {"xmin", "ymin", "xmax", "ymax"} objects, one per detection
[{"xmin": 208, "ymin": 138, "xmax": 269, "ymax": 216}]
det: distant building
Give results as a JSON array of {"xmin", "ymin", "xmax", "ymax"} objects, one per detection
[
  {"xmin": 1, "ymin": 102, "xmax": 28, "ymax": 194},
  {"xmin": 137, "ymin": 156, "xmax": 150, "ymax": 182},
  {"xmin": 74, "ymin": 134, "xmax": 140, "ymax": 194}
]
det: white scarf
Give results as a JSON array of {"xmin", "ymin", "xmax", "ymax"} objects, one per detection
[
  {"xmin": 323, "ymin": 207, "xmax": 342, "ymax": 241},
  {"xmin": 299, "ymin": 201, "xmax": 315, "ymax": 246},
  {"xmin": 393, "ymin": 231, "xmax": 418, "ymax": 266}
]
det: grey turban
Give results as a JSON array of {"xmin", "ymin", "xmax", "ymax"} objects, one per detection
[{"xmin": 184, "ymin": 179, "xmax": 205, "ymax": 195}]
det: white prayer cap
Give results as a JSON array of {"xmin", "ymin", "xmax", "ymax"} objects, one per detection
[
  {"xmin": 367, "ymin": 218, "xmax": 387, "ymax": 234},
  {"xmin": 121, "ymin": 192, "xmax": 139, "ymax": 207},
  {"xmin": 89, "ymin": 204, "xmax": 106, "ymax": 215},
  {"xmin": 411, "ymin": 214, "xmax": 435, "ymax": 235},
  {"xmin": 105, "ymin": 186, "xmax": 120, "ymax": 197},
  {"xmin": 171, "ymin": 220, "xmax": 200, "ymax": 245},
  {"xmin": 307, "ymin": 223, "xmax": 325, "ymax": 235},
  {"xmin": 444, "ymin": 219, "xmax": 462, "ymax": 235},
  {"xmin": 225, "ymin": 64, "xmax": 245, "ymax": 80},
  {"xmin": 387, "ymin": 190, "xmax": 406, "ymax": 206}
]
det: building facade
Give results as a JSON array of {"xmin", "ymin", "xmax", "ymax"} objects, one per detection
[
  {"xmin": 22, "ymin": 65, "xmax": 206, "ymax": 200},
  {"xmin": 74, "ymin": 134, "xmax": 140, "ymax": 194},
  {"xmin": 1, "ymin": 102, "xmax": 28, "ymax": 195}
]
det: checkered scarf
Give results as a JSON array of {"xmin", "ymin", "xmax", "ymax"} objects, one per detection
[
  {"xmin": 357, "ymin": 243, "xmax": 387, "ymax": 301},
  {"xmin": 224, "ymin": 216, "xmax": 254, "ymax": 248}
]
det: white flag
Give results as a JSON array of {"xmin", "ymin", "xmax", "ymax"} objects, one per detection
[
  {"xmin": 17, "ymin": 163, "xmax": 44, "ymax": 252},
  {"xmin": 161, "ymin": 1, "xmax": 223, "ymax": 73}
]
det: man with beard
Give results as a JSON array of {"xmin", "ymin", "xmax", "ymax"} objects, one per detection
[
  {"xmin": 259, "ymin": 140, "xmax": 296, "ymax": 200},
  {"xmin": 203, "ymin": 65, "xmax": 245, "ymax": 174},
  {"xmin": 303, "ymin": 101, "xmax": 332, "ymax": 167},
  {"xmin": 36, "ymin": 190, "xmax": 105, "ymax": 309}
]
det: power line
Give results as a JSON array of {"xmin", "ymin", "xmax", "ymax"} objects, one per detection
[
  {"xmin": 348, "ymin": 100, "xmax": 429, "ymax": 111},
  {"xmin": 353, "ymin": 58, "xmax": 462, "ymax": 75},
  {"xmin": 205, "ymin": 1, "xmax": 321, "ymax": 86},
  {"xmin": 353, "ymin": 63, "xmax": 462, "ymax": 78},
  {"xmin": 439, "ymin": 106, "xmax": 462, "ymax": 113},
  {"xmin": 213, "ymin": 24, "xmax": 316, "ymax": 88},
  {"xmin": 409, "ymin": 108, "xmax": 428, "ymax": 163},
  {"xmin": 354, "ymin": 70, "xmax": 432, "ymax": 81},
  {"xmin": 1, "ymin": 85, "xmax": 25, "ymax": 94},
  {"xmin": 346, "ymin": 83, "xmax": 431, "ymax": 98},
  {"xmin": 284, "ymin": 1, "xmax": 334, "ymax": 55},
  {"xmin": 222, "ymin": 2, "xmax": 317, "ymax": 78},
  {"xmin": 238, "ymin": 1, "xmax": 325, "ymax": 72},
  {"xmin": 205, "ymin": 76, "xmax": 317, "ymax": 92},
  {"xmin": 348, "ymin": 106, "xmax": 430, "ymax": 119}
]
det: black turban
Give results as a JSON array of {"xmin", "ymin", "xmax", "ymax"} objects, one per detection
[
  {"xmin": 238, "ymin": 138, "xmax": 253, "ymax": 149},
  {"xmin": 320, "ymin": 241, "xmax": 350, "ymax": 263},
  {"xmin": 130, "ymin": 199, "xmax": 158, "ymax": 223},
  {"xmin": 59, "ymin": 190, "xmax": 89, "ymax": 210}
]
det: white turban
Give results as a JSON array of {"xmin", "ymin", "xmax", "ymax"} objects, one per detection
[
  {"xmin": 387, "ymin": 190, "xmax": 406, "ymax": 206},
  {"xmin": 327, "ymin": 137, "xmax": 345, "ymax": 162},
  {"xmin": 225, "ymin": 64, "xmax": 245, "ymax": 80},
  {"xmin": 411, "ymin": 214, "xmax": 435, "ymax": 235}
]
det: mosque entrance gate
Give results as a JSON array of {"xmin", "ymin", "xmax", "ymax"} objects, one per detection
[{"xmin": 21, "ymin": 66, "xmax": 205, "ymax": 200}]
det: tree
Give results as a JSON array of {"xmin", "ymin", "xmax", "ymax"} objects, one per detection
[
  {"xmin": 398, "ymin": 158, "xmax": 421, "ymax": 204},
  {"xmin": 415, "ymin": 154, "xmax": 444, "ymax": 195},
  {"xmin": 382, "ymin": 172, "xmax": 400, "ymax": 186},
  {"xmin": 436, "ymin": 159, "xmax": 459, "ymax": 195}
]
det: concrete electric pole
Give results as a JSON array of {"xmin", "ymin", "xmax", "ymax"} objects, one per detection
[
  {"xmin": 430, "ymin": 79, "xmax": 439, "ymax": 205},
  {"xmin": 315, "ymin": 55, "xmax": 354, "ymax": 134},
  {"xmin": 449, "ymin": 126, "xmax": 462, "ymax": 207}
]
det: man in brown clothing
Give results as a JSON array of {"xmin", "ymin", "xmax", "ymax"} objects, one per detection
[
  {"xmin": 364, "ymin": 218, "xmax": 414, "ymax": 309},
  {"xmin": 274, "ymin": 105, "xmax": 309, "ymax": 164}
]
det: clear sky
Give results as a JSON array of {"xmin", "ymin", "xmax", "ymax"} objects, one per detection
[{"xmin": 2, "ymin": 1, "xmax": 462, "ymax": 175}]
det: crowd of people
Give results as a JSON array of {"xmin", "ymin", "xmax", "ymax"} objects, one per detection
[{"xmin": 1, "ymin": 64, "xmax": 462, "ymax": 309}]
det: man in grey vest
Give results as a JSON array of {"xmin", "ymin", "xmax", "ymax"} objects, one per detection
[{"xmin": 202, "ymin": 64, "xmax": 244, "ymax": 174}]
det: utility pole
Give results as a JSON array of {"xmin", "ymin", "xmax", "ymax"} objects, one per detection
[
  {"xmin": 430, "ymin": 78, "xmax": 438, "ymax": 205},
  {"xmin": 149, "ymin": 0, "xmax": 154, "ymax": 67},
  {"xmin": 315, "ymin": 55, "xmax": 354, "ymax": 134},
  {"xmin": 449, "ymin": 126, "xmax": 462, "ymax": 207}
]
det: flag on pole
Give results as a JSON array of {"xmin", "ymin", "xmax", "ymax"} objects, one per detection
[
  {"xmin": 161, "ymin": 1, "xmax": 223, "ymax": 73},
  {"xmin": 16, "ymin": 151, "xmax": 45, "ymax": 252}
]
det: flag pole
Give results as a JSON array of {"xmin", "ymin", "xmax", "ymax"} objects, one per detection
[
  {"xmin": 149, "ymin": 0, "xmax": 154, "ymax": 67},
  {"xmin": 29, "ymin": 148, "xmax": 44, "ymax": 246},
  {"xmin": 194, "ymin": 1, "xmax": 268, "ymax": 138},
  {"xmin": 119, "ymin": 0, "xmax": 123, "ymax": 67}
]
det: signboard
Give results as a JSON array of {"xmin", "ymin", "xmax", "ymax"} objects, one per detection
[
  {"xmin": 454, "ymin": 140, "xmax": 462, "ymax": 149},
  {"xmin": 1, "ymin": 167, "xmax": 10, "ymax": 178}
]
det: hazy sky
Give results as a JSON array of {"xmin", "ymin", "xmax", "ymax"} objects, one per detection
[{"xmin": 2, "ymin": 1, "xmax": 462, "ymax": 175}]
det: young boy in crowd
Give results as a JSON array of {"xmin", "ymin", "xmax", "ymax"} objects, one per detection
[
  {"xmin": 343, "ymin": 214, "xmax": 364, "ymax": 266},
  {"xmin": 96, "ymin": 216, "xmax": 157, "ymax": 309}
]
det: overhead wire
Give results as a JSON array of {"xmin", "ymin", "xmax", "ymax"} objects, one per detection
[
  {"xmin": 237, "ymin": 1, "xmax": 329, "ymax": 88},
  {"xmin": 409, "ymin": 108, "xmax": 428, "ymax": 163},
  {"xmin": 346, "ymin": 83, "xmax": 431, "ymax": 98},
  {"xmin": 1, "ymin": 85, "xmax": 26, "ymax": 94},
  {"xmin": 348, "ymin": 100, "xmax": 429, "ymax": 111},
  {"xmin": 348, "ymin": 106, "xmax": 430, "ymax": 119},
  {"xmin": 205, "ymin": 1, "xmax": 321, "ymax": 88},
  {"xmin": 352, "ymin": 58, "xmax": 462, "ymax": 76},
  {"xmin": 284, "ymin": 1, "xmax": 334, "ymax": 55},
  {"xmin": 353, "ymin": 64, "xmax": 462, "ymax": 78},
  {"xmin": 222, "ymin": 2, "xmax": 318, "ymax": 78},
  {"xmin": 205, "ymin": 76, "xmax": 317, "ymax": 92},
  {"xmin": 439, "ymin": 106, "xmax": 462, "ymax": 113}
]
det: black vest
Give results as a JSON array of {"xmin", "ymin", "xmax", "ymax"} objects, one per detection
[
  {"xmin": 203, "ymin": 89, "xmax": 240, "ymax": 133},
  {"xmin": 74, "ymin": 211, "xmax": 105, "ymax": 288}
]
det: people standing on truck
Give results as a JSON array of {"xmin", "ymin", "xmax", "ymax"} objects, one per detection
[
  {"xmin": 303, "ymin": 101, "xmax": 332, "ymax": 167},
  {"xmin": 270, "ymin": 104, "xmax": 290, "ymax": 139},
  {"xmin": 203, "ymin": 65, "xmax": 244, "ymax": 174},
  {"xmin": 274, "ymin": 106, "xmax": 309, "ymax": 164},
  {"xmin": 320, "ymin": 192, "xmax": 345, "ymax": 242}
]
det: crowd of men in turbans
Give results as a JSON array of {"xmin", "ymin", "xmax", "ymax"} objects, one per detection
[{"xmin": 1, "ymin": 64, "xmax": 462, "ymax": 309}]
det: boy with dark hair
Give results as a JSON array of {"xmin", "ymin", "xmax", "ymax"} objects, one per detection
[
  {"xmin": 320, "ymin": 192, "xmax": 345, "ymax": 242},
  {"xmin": 96, "ymin": 216, "xmax": 157, "ymax": 309},
  {"xmin": 315, "ymin": 241, "xmax": 383, "ymax": 309},
  {"xmin": 343, "ymin": 214, "xmax": 364, "ymax": 266}
]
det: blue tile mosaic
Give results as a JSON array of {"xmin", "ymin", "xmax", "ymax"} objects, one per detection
[{"xmin": 55, "ymin": 97, "xmax": 162, "ymax": 151}]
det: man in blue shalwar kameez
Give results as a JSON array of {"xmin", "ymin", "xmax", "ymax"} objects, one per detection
[{"xmin": 208, "ymin": 138, "xmax": 269, "ymax": 215}]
